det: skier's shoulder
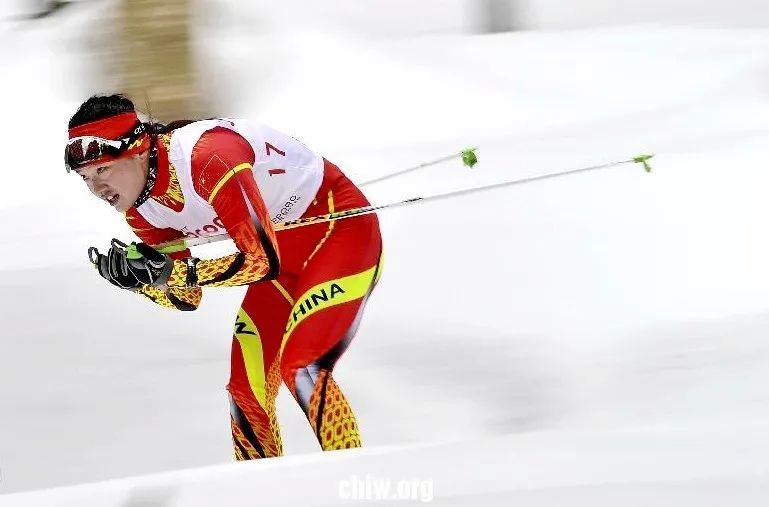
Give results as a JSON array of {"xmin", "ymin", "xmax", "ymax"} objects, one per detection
[
  {"xmin": 164, "ymin": 119, "xmax": 252, "ymax": 159},
  {"xmin": 168, "ymin": 118, "xmax": 312, "ymax": 162},
  {"xmin": 167, "ymin": 118, "xmax": 240, "ymax": 144}
]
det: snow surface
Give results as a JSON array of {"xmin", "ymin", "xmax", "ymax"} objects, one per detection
[
  {"xmin": 2, "ymin": 0, "xmax": 769, "ymax": 503},
  {"xmin": 3, "ymin": 425, "xmax": 769, "ymax": 506}
]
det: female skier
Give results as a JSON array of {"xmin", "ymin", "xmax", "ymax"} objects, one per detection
[{"xmin": 66, "ymin": 95, "xmax": 383, "ymax": 459}]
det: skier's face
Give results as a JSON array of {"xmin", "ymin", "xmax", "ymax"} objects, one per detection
[{"xmin": 75, "ymin": 152, "xmax": 149, "ymax": 213}]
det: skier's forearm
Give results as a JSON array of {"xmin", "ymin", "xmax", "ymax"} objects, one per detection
[
  {"xmin": 137, "ymin": 285, "xmax": 202, "ymax": 311},
  {"xmin": 166, "ymin": 251, "xmax": 272, "ymax": 288}
]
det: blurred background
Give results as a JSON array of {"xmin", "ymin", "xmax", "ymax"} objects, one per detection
[
  {"xmin": 7, "ymin": 0, "xmax": 769, "ymax": 120},
  {"xmin": 2, "ymin": 0, "xmax": 769, "ymax": 496}
]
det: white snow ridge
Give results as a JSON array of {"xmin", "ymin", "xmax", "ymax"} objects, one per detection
[{"xmin": 3, "ymin": 425, "xmax": 769, "ymax": 506}]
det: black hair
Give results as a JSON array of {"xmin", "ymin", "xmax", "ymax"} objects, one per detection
[
  {"xmin": 68, "ymin": 94, "xmax": 136, "ymax": 129},
  {"xmin": 68, "ymin": 94, "xmax": 196, "ymax": 134}
]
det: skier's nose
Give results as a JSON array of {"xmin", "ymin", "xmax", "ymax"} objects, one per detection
[{"xmin": 93, "ymin": 178, "xmax": 111, "ymax": 196}]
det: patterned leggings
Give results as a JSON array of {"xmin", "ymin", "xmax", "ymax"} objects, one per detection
[{"xmin": 227, "ymin": 160, "xmax": 382, "ymax": 458}]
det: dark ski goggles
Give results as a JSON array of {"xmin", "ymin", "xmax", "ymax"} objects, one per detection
[{"xmin": 65, "ymin": 121, "xmax": 147, "ymax": 173}]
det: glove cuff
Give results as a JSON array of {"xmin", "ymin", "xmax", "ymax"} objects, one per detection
[
  {"xmin": 184, "ymin": 257, "xmax": 200, "ymax": 287},
  {"xmin": 167, "ymin": 258, "xmax": 200, "ymax": 288}
]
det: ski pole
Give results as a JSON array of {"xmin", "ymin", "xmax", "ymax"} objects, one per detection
[
  {"xmin": 357, "ymin": 147, "xmax": 478, "ymax": 187},
  {"xmin": 154, "ymin": 147, "xmax": 476, "ymax": 253},
  {"xmin": 155, "ymin": 154, "xmax": 653, "ymax": 254}
]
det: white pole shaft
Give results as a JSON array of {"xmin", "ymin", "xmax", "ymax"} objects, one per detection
[{"xmin": 155, "ymin": 156, "xmax": 647, "ymax": 253}]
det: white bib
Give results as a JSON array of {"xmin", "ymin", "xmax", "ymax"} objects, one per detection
[{"xmin": 135, "ymin": 119, "xmax": 324, "ymax": 239}]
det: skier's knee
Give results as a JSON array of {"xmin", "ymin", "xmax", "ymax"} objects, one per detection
[{"xmin": 284, "ymin": 361, "xmax": 325, "ymax": 412}]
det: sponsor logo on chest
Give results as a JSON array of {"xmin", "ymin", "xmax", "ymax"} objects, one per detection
[
  {"xmin": 181, "ymin": 216, "xmax": 226, "ymax": 239},
  {"xmin": 272, "ymin": 195, "xmax": 302, "ymax": 224}
]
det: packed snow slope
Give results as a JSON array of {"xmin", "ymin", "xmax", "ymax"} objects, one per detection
[
  {"xmin": 2, "ymin": 0, "xmax": 769, "ymax": 500},
  {"xmin": 3, "ymin": 425, "xmax": 769, "ymax": 506}
]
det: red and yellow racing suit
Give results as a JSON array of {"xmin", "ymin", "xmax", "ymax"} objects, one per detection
[{"xmin": 124, "ymin": 120, "xmax": 382, "ymax": 458}]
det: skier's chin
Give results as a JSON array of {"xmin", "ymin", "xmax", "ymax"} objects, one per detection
[{"xmin": 113, "ymin": 198, "xmax": 130, "ymax": 213}]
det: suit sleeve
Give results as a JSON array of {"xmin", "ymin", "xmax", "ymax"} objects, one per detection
[
  {"xmin": 164, "ymin": 127, "xmax": 281, "ymax": 288},
  {"xmin": 125, "ymin": 208, "xmax": 203, "ymax": 310}
]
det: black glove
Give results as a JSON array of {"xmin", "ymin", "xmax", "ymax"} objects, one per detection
[{"xmin": 89, "ymin": 239, "xmax": 174, "ymax": 290}]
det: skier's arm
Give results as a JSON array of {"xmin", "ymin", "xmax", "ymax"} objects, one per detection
[
  {"xmin": 165, "ymin": 127, "xmax": 280, "ymax": 288},
  {"xmin": 125, "ymin": 209, "xmax": 202, "ymax": 311}
]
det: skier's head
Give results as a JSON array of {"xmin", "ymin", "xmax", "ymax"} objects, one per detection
[{"xmin": 66, "ymin": 95, "xmax": 152, "ymax": 213}]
